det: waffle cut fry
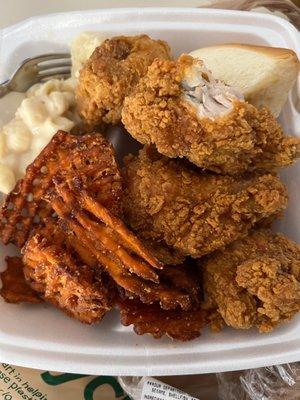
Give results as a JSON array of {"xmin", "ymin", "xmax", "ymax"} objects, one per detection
[
  {"xmin": 0, "ymin": 257, "xmax": 41, "ymax": 304},
  {"xmin": 22, "ymin": 219, "xmax": 116, "ymax": 324},
  {"xmin": 118, "ymin": 297, "xmax": 207, "ymax": 341},
  {"xmin": 0, "ymin": 130, "xmax": 122, "ymax": 248},
  {"xmin": 48, "ymin": 177, "xmax": 200, "ymax": 311}
]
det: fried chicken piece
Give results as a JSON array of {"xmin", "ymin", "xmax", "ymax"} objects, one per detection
[
  {"xmin": 48, "ymin": 177, "xmax": 197, "ymax": 311},
  {"xmin": 202, "ymin": 229, "xmax": 300, "ymax": 332},
  {"xmin": 0, "ymin": 257, "xmax": 41, "ymax": 304},
  {"xmin": 122, "ymin": 55, "xmax": 300, "ymax": 175},
  {"xmin": 77, "ymin": 35, "xmax": 171, "ymax": 126},
  {"xmin": 0, "ymin": 130, "xmax": 122, "ymax": 247},
  {"xmin": 123, "ymin": 146, "xmax": 288, "ymax": 258},
  {"xmin": 22, "ymin": 221, "xmax": 115, "ymax": 324},
  {"xmin": 118, "ymin": 298, "xmax": 207, "ymax": 341}
]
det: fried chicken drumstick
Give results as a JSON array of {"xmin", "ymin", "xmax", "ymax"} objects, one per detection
[
  {"xmin": 202, "ymin": 229, "xmax": 300, "ymax": 332},
  {"xmin": 123, "ymin": 146, "xmax": 288, "ymax": 258},
  {"xmin": 122, "ymin": 55, "xmax": 300, "ymax": 175},
  {"xmin": 77, "ymin": 35, "xmax": 171, "ymax": 126}
]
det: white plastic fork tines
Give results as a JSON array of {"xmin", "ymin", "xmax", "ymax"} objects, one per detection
[{"xmin": 0, "ymin": 53, "xmax": 71, "ymax": 98}]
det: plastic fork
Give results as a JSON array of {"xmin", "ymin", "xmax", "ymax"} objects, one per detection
[{"xmin": 0, "ymin": 53, "xmax": 71, "ymax": 98}]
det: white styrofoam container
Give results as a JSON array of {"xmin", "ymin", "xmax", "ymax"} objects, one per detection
[{"xmin": 0, "ymin": 8, "xmax": 299, "ymax": 376}]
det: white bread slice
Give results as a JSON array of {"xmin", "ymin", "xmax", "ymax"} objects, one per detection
[{"xmin": 190, "ymin": 44, "xmax": 299, "ymax": 117}]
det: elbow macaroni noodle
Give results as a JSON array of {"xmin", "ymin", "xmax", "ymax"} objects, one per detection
[
  {"xmin": 0, "ymin": 32, "xmax": 106, "ymax": 195},
  {"xmin": 0, "ymin": 79, "xmax": 77, "ymax": 194}
]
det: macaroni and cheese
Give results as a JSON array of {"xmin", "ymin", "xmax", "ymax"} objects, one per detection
[
  {"xmin": 0, "ymin": 79, "xmax": 77, "ymax": 193},
  {"xmin": 0, "ymin": 31, "xmax": 105, "ymax": 194}
]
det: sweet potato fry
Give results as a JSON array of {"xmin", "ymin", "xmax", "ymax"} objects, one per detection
[
  {"xmin": 49, "ymin": 179, "xmax": 199, "ymax": 311},
  {"xmin": 22, "ymin": 221, "xmax": 115, "ymax": 323},
  {"xmin": 0, "ymin": 130, "xmax": 122, "ymax": 247},
  {"xmin": 118, "ymin": 298, "xmax": 207, "ymax": 341},
  {"xmin": 80, "ymin": 191, "xmax": 161, "ymax": 270},
  {"xmin": 52, "ymin": 185, "xmax": 161, "ymax": 282},
  {"xmin": 0, "ymin": 257, "xmax": 41, "ymax": 304}
]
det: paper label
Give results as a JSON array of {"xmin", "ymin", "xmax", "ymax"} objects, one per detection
[
  {"xmin": 0, "ymin": 363, "xmax": 130, "ymax": 400},
  {"xmin": 141, "ymin": 378, "xmax": 199, "ymax": 400}
]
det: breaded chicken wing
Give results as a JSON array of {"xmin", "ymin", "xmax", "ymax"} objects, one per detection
[
  {"xmin": 123, "ymin": 147, "xmax": 288, "ymax": 258},
  {"xmin": 122, "ymin": 55, "xmax": 300, "ymax": 175},
  {"xmin": 77, "ymin": 35, "xmax": 171, "ymax": 126},
  {"xmin": 202, "ymin": 229, "xmax": 300, "ymax": 332}
]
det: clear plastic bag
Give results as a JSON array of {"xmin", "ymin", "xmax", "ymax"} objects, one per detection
[
  {"xmin": 119, "ymin": 365, "xmax": 300, "ymax": 400},
  {"xmin": 217, "ymin": 363, "xmax": 300, "ymax": 400}
]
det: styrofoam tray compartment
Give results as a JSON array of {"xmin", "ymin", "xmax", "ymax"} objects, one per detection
[{"xmin": 0, "ymin": 8, "xmax": 299, "ymax": 376}]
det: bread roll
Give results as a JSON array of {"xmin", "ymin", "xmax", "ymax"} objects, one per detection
[{"xmin": 190, "ymin": 44, "xmax": 299, "ymax": 117}]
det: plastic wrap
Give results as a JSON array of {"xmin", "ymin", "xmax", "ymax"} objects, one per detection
[
  {"xmin": 217, "ymin": 363, "xmax": 300, "ymax": 400},
  {"xmin": 119, "ymin": 365, "xmax": 300, "ymax": 400}
]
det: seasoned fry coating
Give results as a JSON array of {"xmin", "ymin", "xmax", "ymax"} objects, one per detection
[
  {"xmin": 202, "ymin": 229, "xmax": 300, "ymax": 332},
  {"xmin": 0, "ymin": 130, "xmax": 122, "ymax": 247},
  {"xmin": 23, "ymin": 221, "xmax": 115, "ymax": 324},
  {"xmin": 118, "ymin": 298, "xmax": 206, "ymax": 341},
  {"xmin": 77, "ymin": 35, "xmax": 171, "ymax": 126},
  {"xmin": 142, "ymin": 239, "xmax": 186, "ymax": 265},
  {"xmin": 49, "ymin": 178, "xmax": 198, "ymax": 311},
  {"xmin": 122, "ymin": 55, "xmax": 300, "ymax": 175},
  {"xmin": 123, "ymin": 147, "xmax": 288, "ymax": 258},
  {"xmin": 0, "ymin": 257, "xmax": 41, "ymax": 304}
]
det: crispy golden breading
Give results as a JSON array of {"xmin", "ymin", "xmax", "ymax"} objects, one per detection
[
  {"xmin": 77, "ymin": 35, "xmax": 171, "ymax": 126},
  {"xmin": 0, "ymin": 257, "xmax": 41, "ymax": 304},
  {"xmin": 202, "ymin": 229, "xmax": 300, "ymax": 332},
  {"xmin": 0, "ymin": 130, "xmax": 122, "ymax": 248},
  {"xmin": 118, "ymin": 298, "xmax": 207, "ymax": 341},
  {"xmin": 49, "ymin": 178, "xmax": 198, "ymax": 311},
  {"xmin": 23, "ymin": 221, "xmax": 115, "ymax": 324},
  {"xmin": 123, "ymin": 147, "xmax": 288, "ymax": 258},
  {"xmin": 122, "ymin": 55, "xmax": 300, "ymax": 175}
]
